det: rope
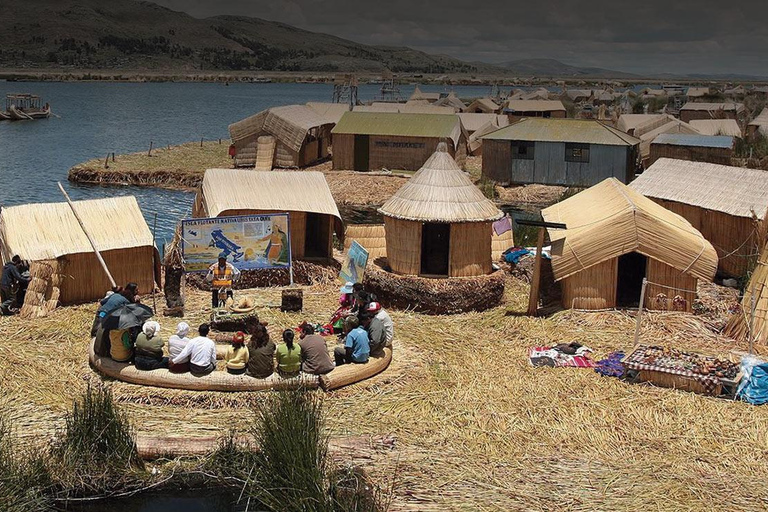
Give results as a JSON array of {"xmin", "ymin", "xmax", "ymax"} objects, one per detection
[{"xmin": 644, "ymin": 280, "xmax": 698, "ymax": 295}]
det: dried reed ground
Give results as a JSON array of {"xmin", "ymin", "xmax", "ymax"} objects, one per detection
[{"xmin": 1, "ymin": 277, "xmax": 767, "ymax": 511}]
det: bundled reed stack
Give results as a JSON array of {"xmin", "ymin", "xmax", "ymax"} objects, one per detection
[
  {"xmin": 19, "ymin": 259, "xmax": 62, "ymax": 319},
  {"xmin": 163, "ymin": 227, "xmax": 185, "ymax": 316}
]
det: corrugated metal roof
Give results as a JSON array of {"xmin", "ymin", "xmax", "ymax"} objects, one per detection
[
  {"xmin": 503, "ymin": 100, "xmax": 566, "ymax": 113},
  {"xmin": 630, "ymin": 158, "xmax": 768, "ymax": 218},
  {"xmin": 652, "ymin": 133, "xmax": 734, "ymax": 148},
  {"xmin": 681, "ymin": 102, "xmax": 745, "ymax": 112},
  {"xmin": 481, "ymin": 118, "xmax": 640, "ymax": 146},
  {"xmin": 332, "ymin": 112, "xmax": 462, "ymax": 144}
]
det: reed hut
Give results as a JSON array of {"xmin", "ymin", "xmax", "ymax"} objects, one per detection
[
  {"xmin": 332, "ymin": 112, "xmax": 467, "ymax": 171},
  {"xmin": 748, "ymin": 107, "xmax": 768, "ymax": 140},
  {"xmin": 680, "ymin": 102, "xmax": 746, "ymax": 123},
  {"xmin": 630, "ymin": 158, "xmax": 768, "ymax": 277},
  {"xmin": 724, "ymin": 241, "xmax": 768, "ymax": 345},
  {"xmin": 193, "ymin": 169, "xmax": 342, "ymax": 260},
  {"xmin": 463, "ymin": 98, "xmax": 501, "ymax": 114},
  {"xmin": 689, "ymin": 119, "xmax": 742, "ymax": 137},
  {"xmin": 541, "ymin": 178, "xmax": 717, "ymax": 311},
  {"xmin": 648, "ymin": 133, "xmax": 734, "ymax": 166},
  {"xmin": 228, "ymin": 105, "xmax": 333, "ymax": 168},
  {"xmin": 0, "ymin": 197, "xmax": 158, "ymax": 306},
  {"xmin": 630, "ymin": 115, "xmax": 701, "ymax": 164},
  {"xmin": 503, "ymin": 100, "xmax": 566, "ymax": 121},
  {"xmin": 344, "ymin": 225, "xmax": 387, "ymax": 261},
  {"xmin": 378, "ymin": 144, "xmax": 503, "ymax": 277}
]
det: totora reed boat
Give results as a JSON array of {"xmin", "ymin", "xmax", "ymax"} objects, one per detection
[{"xmin": 2, "ymin": 93, "xmax": 51, "ymax": 120}]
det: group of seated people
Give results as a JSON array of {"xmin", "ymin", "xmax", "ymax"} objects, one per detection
[{"xmin": 91, "ymin": 281, "xmax": 394, "ymax": 379}]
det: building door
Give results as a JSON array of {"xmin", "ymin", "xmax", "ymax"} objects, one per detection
[
  {"xmin": 304, "ymin": 213, "xmax": 330, "ymax": 258},
  {"xmin": 354, "ymin": 135, "xmax": 369, "ymax": 171},
  {"xmin": 420, "ymin": 223, "xmax": 450, "ymax": 276},
  {"xmin": 616, "ymin": 252, "xmax": 647, "ymax": 308}
]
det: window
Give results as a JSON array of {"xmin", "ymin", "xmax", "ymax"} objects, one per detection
[
  {"xmin": 565, "ymin": 143, "xmax": 590, "ymax": 163},
  {"xmin": 511, "ymin": 140, "xmax": 535, "ymax": 160}
]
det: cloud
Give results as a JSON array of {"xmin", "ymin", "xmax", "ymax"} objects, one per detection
[{"xmin": 152, "ymin": 0, "xmax": 768, "ymax": 75}]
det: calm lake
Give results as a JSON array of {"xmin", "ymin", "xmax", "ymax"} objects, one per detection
[{"xmin": 0, "ymin": 81, "xmax": 493, "ymax": 245}]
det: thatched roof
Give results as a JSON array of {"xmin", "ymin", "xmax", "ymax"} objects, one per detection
[
  {"xmin": 482, "ymin": 118, "xmax": 640, "ymax": 146},
  {"xmin": 504, "ymin": 100, "xmax": 566, "ymax": 113},
  {"xmin": 434, "ymin": 92, "xmax": 467, "ymax": 111},
  {"xmin": 748, "ymin": 107, "xmax": 768, "ymax": 136},
  {"xmin": 463, "ymin": 98, "xmax": 500, "ymax": 113},
  {"xmin": 353, "ymin": 103, "xmax": 455, "ymax": 115},
  {"xmin": 0, "ymin": 196, "xmax": 154, "ymax": 261},
  {"xmin": 229, "ymin": 105, "xmax": 332, "ymax": 152},
  {"xmin": 616, "ymin": 114, "xmax": 667, "ymax": 134},
  {"xmin": 688, "ymin": 119, "xmax": 742, "ymax": 137},
  {"xmin": 630, "ymin": 158, "xmax": 768, "ymax": 219},
  {"xmin": 680, "ymin": 102, "xmax": 745, "ymax": 113},
  {"xmin": 200, "ymin": 169, "xmax": 342, "ymax": 224},
  {"xmin": 724, "ymin": 242, "xmax": 768, "ymax": 345},
  {"xmin": 409, "ymin": 86, "xmax": 441, "ymax": 102},
  {"xmin": 631, "ymin": 115, "xmax": 700, "ymax": 158},
  {"xmin": 457, "ymin": 113, "xmax": 508, "ymax": 133},
  {"xmin": 541, "ymin": 178, "xmax": 717, "ymax": 282},
  {"xmin": 333, "ymin": 112, "xmax": 464, "ymax": 146},
  {"xmin": 379, "ymin": 144, "xmax": 502, "ymax": 223},
  {"xmin": 305, "ymin": 102, "xmax": 350, "ymax": 125}
]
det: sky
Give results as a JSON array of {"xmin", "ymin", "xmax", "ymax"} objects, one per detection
[{"xmin": 152, "ymin": 0, "xmax": 768, "ymax": 76}]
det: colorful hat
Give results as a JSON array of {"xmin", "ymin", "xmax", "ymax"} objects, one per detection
[
  {"xmin": 339, "ymin": 281, "xmax": 354, "ymax": 294},
  {"xmin": 366, "ymin": 302, "xmax": 382, "ymax": 312}
]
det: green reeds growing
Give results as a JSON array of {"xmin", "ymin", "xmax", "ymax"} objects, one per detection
[{"xmin": 0, "ymin": 413, "xmax": 51, "ymax": 512}]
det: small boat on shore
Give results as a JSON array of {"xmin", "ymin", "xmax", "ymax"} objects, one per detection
[{"xmin": 2, "ymin": 93, "xmax": 51, "ymax": 120}]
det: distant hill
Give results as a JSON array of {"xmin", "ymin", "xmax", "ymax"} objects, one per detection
[
  {"xmin": 498, "ymin": 58, "xmax": 638, "ymax": 78},
  {"xmin": 0, "ymin": 0, "xmax": 490, "ymax": 74}
]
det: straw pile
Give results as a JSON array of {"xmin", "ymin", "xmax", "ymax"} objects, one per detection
[
  {"xmin": 495, "ymin": 184, "xmax": 567, "ymax": 209},
  {"xmin": 19, "ymin": 260, "xmax": 62, "ymax": 319},
  {"xmin": 4, "ymin": 268, "xmax": 768, "ymax": 509}
]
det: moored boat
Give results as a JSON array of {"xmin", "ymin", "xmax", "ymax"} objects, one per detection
[{"xmin": 2, "ymin": 93, "xmax": 51, "ymax": 120}]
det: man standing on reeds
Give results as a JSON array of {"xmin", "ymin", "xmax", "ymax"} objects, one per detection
[
  {"xmin": 1, "ymin": 255, "xmax": 30, "ymax": 312},
  {"xmin": 206, "ymin": 252, "xmax": 240, "ymax": 309}
]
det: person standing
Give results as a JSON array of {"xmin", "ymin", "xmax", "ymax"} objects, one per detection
[
  {"xmin": 206, "ymin": 252, "xmax": 240, "ymax": 309},
  {"xmin": 1, "ymin": 255, "xmax": 30, "ymax": 307},
  {"xmin": 172, "ymin": 323, "xmax": 217, "ymax": 376},
  {"xmin": 299, "ymin": 323, "xmax": 334, "ymax": 375}
]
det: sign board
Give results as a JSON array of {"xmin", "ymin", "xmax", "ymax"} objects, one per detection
[
  {"xmin": 181, "ymin": 214, "xmax": 291, "ymax": 273},
  {"xmin": 339, "ymin": 241, "xmax": 369, "ymax": 285}
]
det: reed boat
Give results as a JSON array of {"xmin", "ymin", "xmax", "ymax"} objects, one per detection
[{"xmin": 3, "ymin": 93, "xmax": 51, "ymax": 120}]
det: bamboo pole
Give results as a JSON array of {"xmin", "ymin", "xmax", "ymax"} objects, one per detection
[
  {"xmin": 527, "ymin": 228, "xmax": 545, "ymax": 316},
  {"xmin": 151, "ymin": 212, "xmax": 158, "ymax": 314},
  {"xmin": 57, "ymin": 182, "xmax": 117, "ymax": 288},
  {"xmin": 633, "ymin": 278, "xmax": 648, "ymax": 346}
]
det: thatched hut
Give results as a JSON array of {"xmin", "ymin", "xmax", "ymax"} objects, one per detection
[
  {"xmin": 748, "ymin": 107, "xmax": 768, "ymax": 140},
  {"xmin": 378, "ymin": 144, "xmax": 503, "ymax": 277},
  {"xmin": 193, "ymin": 169, "xmax": 343, "ymax": 260},
  {"xmin": 503, "ymin": 100, "xmax": 566, "ymax": 121},
  {"xmin": 724, "ymin": 242, "xmax": 768, "ymax": 345},
  {"xmin": 228, "ymin": 105, "xmax": 333, "ymax": 169},
  {"xmin": 541, "ymin": 178, "xmax": 717, "ymax": 312},
  {"xmin": 630, "ymin": 158, "xmax": 768, "ymax": 277},
  {"xmin": 331, "ymin": 112, "xmax": 467, "ymax": 171},
  {"xmin": 0, "ymin": 196, "xmax": 158, "ymax": 306},
  {"xmin": 679, "ymin": 102, "xmax": 746, "ymax": 124},
  {"xmin": 648, "ymin": 133, "xmax": 734, "ymax": 166}
]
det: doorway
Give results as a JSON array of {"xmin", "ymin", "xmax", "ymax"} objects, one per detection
[
  {"xmin": 354, "ymin": 135, "xmax": 369, "ymax": 171},
  {"xmin": 305, "ymin": 213, "xmax": 330, "ymax": 258},
  {"xmin": 616, "ymin": 252, "xmax": 647, "ymax": 308},
  {"xmin": 420, "ymin": 223, "xmax": 450, "ymax": 276}
]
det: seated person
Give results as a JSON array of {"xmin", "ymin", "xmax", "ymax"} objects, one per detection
[
  {"xmin": 360, "ymin": 311, "xmax": 386, "ymax": 356},
  {"xmin": 334, "ymin": 316, "xmax": 370, "ymax": 366},
  {"xmin": 134, "ymin": 321, "xmax": 169, "ymax": 371},
  {"xmin": 367, "ymin": 302, "xmax": 394, "ymax": 348},
  {"xmin": 168, "ymin": 322, "xmax": 191, "ymax": 373},
  {"xmin": 276, "ymin": 329, "xmax": 302, "ymax": 378},
  {"xmin": 328, "ymin": 282, "xmax": 354, "ymax": 334},
  {"xmin": 172, "ymin": 323, "xmax": 217, "ymax": 376},
  {"xmin": 299, "ymin": 323, "xmax": 334, "ymax": 375},
  {"xmin": 225, "ymin": 331, "xmax": 250, "ymax": 375},
  {"xmin": 246, "ymin": 318, "xmax": 275, "ymax": 379},
  {"xmin": 110, "ymin": 327, "xmax": 136, "ymax": 363}
]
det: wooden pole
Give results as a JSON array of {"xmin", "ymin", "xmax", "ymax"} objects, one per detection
[
  {"xmin": 633, "ymin": 278, "xmax": 648, "ymax": 346},
  {"xmin": 151, "ymin": 212, "xmax": 158, "ymax": 314},
  {"xmin": 527, "ymin": 228, "xmax": 546, "ymax": 316},
  {"xmin": 104, "ymin": 153, "xmax": 110, "ymax": 169},
  {"xmin": 749, "ymin": 284, "xmax": 756, "ymax": 355},
  {"xmin": 57, "ymin": 182, "xmax": 117, "ymax": 288},
  {"xmin": 147, "ymin": 141, "xmax": 153, "ymax": 157}
]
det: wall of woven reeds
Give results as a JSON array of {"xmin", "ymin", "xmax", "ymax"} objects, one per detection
[
  {"xmin": 344, "ymin": 224, "xmax": 387, "ymax": 261},
  {"xmin": 482, "ymin": 140, "xmax": 512, "ymax": 183},
  {"xmin": 680, "ymin": 110, "xmax": 740, "ymax": 123},
  {"xmin": 652, "ymin": 198, "xmax": 755, "ymax": 277},
  {"xmin": 56, "ymin": 246, "xmax": 157, "ymax": 305},
  {"xmin": 274, "ymin": 140, "xmax": 298, "ymax": 167},
  {"xmin": 234, "ymin": 138, "xmax": 258, "ymax": 167},
  {"xmin": 331, "ymin": 133, "xmax": 355, "ymax": 170},
  {"xmin": 648, "ymin": 144, "xmax": 732, "ymax": 166},
  {"xmin": 645, "ymin": 258, "xmax": 697, "ymax": 312},
  {"xmin": 384, "ymin": 216, "xmax": 421, "ymax": 275},
  {"xmin": 449, "ymin": 222, "xmax": 492, "ymax": 277},
  {"xmin": 492, "ymin": 229, "xmax": 514, "ymax": 261},
  {"xmin": 561, "ymin": 258, "xmax": 618, "ymax": 310},
  {"xmin": 724, "ymin": 244, "xmax": 768, "ymax": 344}
]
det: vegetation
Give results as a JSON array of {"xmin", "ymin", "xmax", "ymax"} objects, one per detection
[
  {"xmin": 0, "ymin": 414, "xmax": 51, "ymax": 512},
  {"xmin": 734, "ymin": 134, "xmax": 768, "ymax": 159}
]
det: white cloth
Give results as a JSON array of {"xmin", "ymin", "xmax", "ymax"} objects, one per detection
[
  {"xmin": 142, "ymin": 321, "xmax": 160, "ymax": 337},
  {"xmin": 376, "ymin": 309, "xmax": 394, "ymax": 346},
  {"xmin": 168, "ymin": 335, "xmax": 190, "ymax": 359},
  {"xmin": 172, "ymin": 336, "xmax": 217, "ymax": 366}
]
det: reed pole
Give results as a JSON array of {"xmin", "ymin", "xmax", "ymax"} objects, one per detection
[
  {"xmin": 57, "ymin": 182, "xmax": 117, "ymax": 288},
  {"xmin": 633, "ymin": 278, "xmax": 648, "ymax": 346},
  {"xmin": 151, "ymin": 212, "xmax": 158, "ymax": 314},
  {"xmin": 749, "ymin": 284, "xmax": 756, "ymax": 355}
]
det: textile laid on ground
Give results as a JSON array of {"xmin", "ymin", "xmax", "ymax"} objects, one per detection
[
  {"xmin": 623, "ymin": 345, "xmax": 722, "ymax": 395},
  {"xmin": 595, "ymin": 351, "xmax": 625, "ymax": 378},
  {"xmin": 736, "ymin": 356, "xmax": 768, "ymax": 405},
  {"xmin": 528, "ymin": 345, "xmax": 595, "ymax": 368},
  {"xmin": 503, "ymin": 247, "xmax": 532, "ymax": 264}
]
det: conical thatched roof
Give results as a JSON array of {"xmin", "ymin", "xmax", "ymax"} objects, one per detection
[{"xmin": 379, "ymin": 144, "xmax": 503, "ymax": 223}]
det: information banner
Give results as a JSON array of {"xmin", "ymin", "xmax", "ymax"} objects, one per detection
[
  {"xmin": 181, "ymin": 213, "xmax": 291, "ymax": 273},
  {"xmin": 339, "ymin": 241, "xmax": 369, "ymax": 285}
]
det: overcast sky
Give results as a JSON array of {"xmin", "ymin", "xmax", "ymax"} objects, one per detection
[{"xmin": 153, "ymin": 0, "xmax": 768, "ymax": 76}]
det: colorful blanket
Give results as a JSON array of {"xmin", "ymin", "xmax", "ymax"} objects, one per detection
[
  {"xmin": 529, "ymin": 346, "xmax": 596, "ymax": 368},
  {"xmin": 623, "ymin": 345, "xmax": 720, "ymax": 395}
]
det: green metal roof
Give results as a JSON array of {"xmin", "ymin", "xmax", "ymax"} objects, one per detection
[
  {"xmin": 481, "ymin": 118, "xmax": 640, "ymax": 146},
  {"xmin": 332, "ymin": 111, "xmax": 461, "ymax": 140}
]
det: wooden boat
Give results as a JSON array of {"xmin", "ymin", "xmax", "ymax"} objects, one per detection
[
  {"xmin": 4, "ymin": 93, "xmax": 51, "ymax": 120},
  {"xmin": 0, "ymin": 110, "xmax": 9, "ymax": 121},
  {"xmin": 88, "ymin": 339, "xmax": 392, "ymax": 392}
]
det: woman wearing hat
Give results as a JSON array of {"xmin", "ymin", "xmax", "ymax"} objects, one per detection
[
  {"xmin": 134, "ymin": 321, "xmax": 169, "ymax": 371},
  {"xmin": 168, "ymin": 322, "xmax": 191, "ymax": 373},
  {"xmin": 225, "ymin": 331, "xmax": 250, "ymax": 375},
  {"xmin": 327, "ymin": 282, "xmax": 355, "ymax": 334}
]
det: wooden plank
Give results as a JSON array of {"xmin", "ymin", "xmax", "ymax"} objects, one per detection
[{"xmin": 527, "ymin": 227, "xmax": 545, "ymax": 316}]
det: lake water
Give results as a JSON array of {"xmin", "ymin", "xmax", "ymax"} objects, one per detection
[
  {"xmin": 60, "ymin": 489, "xmax": 247, "ymax": 512},
  {"xmin": 0, "ymin": 81, "xmax": 494, "ymax": 245}
]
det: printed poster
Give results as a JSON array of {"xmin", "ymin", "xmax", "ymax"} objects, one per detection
[
  {"xmin": 181, "ymin": 214, "xmax": 291, "ymax": 273},
  {"xmin": 339, "ymin": 241, "xmax": 369, "ymax": 284}
]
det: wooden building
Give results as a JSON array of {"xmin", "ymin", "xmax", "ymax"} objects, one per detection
[
  {"xmin": 378, "ymin": 144, "xmax": 503, "ymax": 277},
  {"xmin": 503, "ymin": 100, "xmax": 566, "ymax": 121},
  {"xmin": 228, "ymin": 105, "xmax": 333, "ymax": 169},
  {"xmin": 0, "ymin": 197, "xmax": 158, "ymax": 306},
  {"xmin": 623, "ymin": 115, "xmax": 700, "ymax": 165},
  {"xmin": 630, "ymin": 158, "xmax": 768, "ymax": 277},
  {"xmin": 193, "ymin": 169, "xmax": 343, "ymax": 260},
  {"xmin": 748, "ymin": 107, "xmax": 768, "ymax": 140},
  {"xmin": 679, "ymin": 102, "xmax": 746, "ymax": 123},
  {"xmin": 481, "ymin": 118, "xmax": 640, "ymax": 187},
  {"xmin": 648, "ymin": 133, "xmax": 734, "ymax": 166},
  {"xmin": 331, "ymin": 112, "xmax": 467, "ymax": 171},
  {"xmin": 542, "ymin": 178, "xmax": 717, "ymax": 311}
]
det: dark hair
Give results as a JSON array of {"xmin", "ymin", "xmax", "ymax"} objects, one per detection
[
  {"xmin": 199, "ymin": 323, "xmax": 210, "ymax": 336},
  {"xmin": 244, "ymin": 315, "xmax": 262, "ymax": 335},
  {"xmin": 125, "ymin": 282, "xmax": 138, "ymax": 293},
  {"xmin": 248, "ymin": 323, "xmax": 270, "ymax": 348},
  {"xmin": 359, "ymin": 312, "xmax": 372, "ymax": 324},
  {"xmin": 282, "ymin": 329, "xmax": 295, "ymax": 350},
  {"xmin": 301, "ymin": 323, "xmax": 315, "ymax": 335},
  {"xmin": 122, "ymin": 282, "xmax": 139, "ymax": 302},
  {"xmin": 353, "ymin": 283, "xmax": 364, "ymax": 293},
  {"xmin": 345, "ymin": 316, "xmax": 360, "ymax": 331},
  {"xmin": 11, "ymin": 255, "xmax": 21, "ymax": 264}
]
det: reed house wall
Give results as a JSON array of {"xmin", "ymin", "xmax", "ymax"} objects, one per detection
[
  {"xmin": 333, "ymin": 134, "xmax": 465, "ymax": 171},
  {"xmin": 383, "ymin": 217, "xmax": 421, "ymax": 275},
  {"xmin": 648, "ymin": 143, "xmax": 732, "ymax": 166},
  {"xmin": 449, "ymin": 222, "xmax": 492, "ymax": 277}
]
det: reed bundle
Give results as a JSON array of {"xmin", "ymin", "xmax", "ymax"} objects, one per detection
[{"xmin": 495, "ymin": 184, "xmax": 566, "ymax": 208}]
